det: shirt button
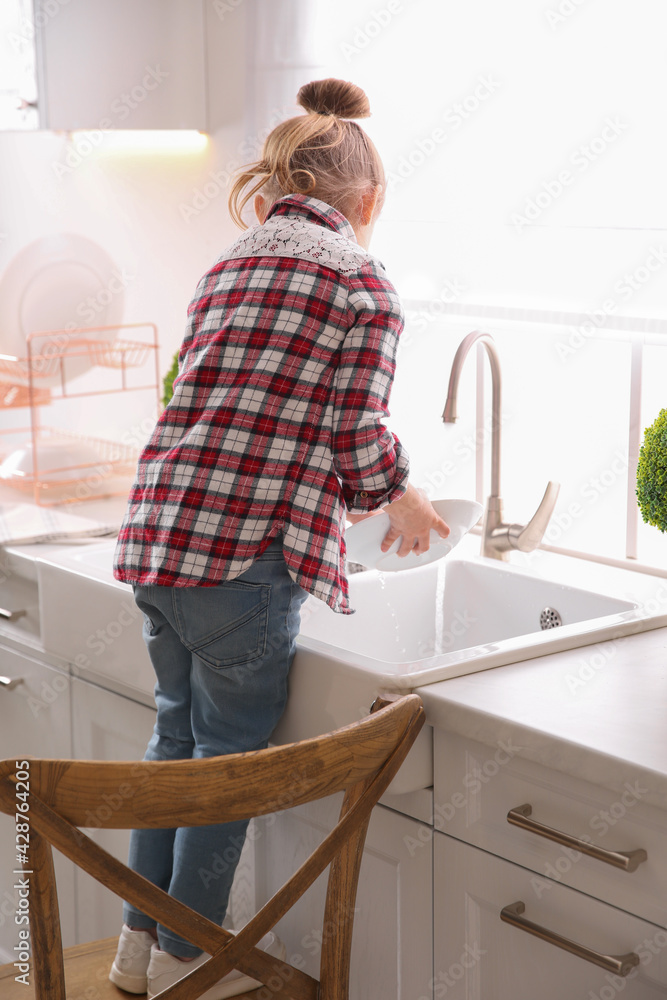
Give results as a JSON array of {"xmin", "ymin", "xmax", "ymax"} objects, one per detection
[{"xmin": 359, "ymin": 491, "xmax": 368, "ymax": 498}]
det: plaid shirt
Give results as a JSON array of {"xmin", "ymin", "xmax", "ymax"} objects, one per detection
[{"xmin": 114, "ymin": 195, "xmax": 409, "ymax": 613}]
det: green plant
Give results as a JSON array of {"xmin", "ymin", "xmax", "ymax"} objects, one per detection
[
  {"xmin": 162, "ymin": 350, "xmax": 180, "ymax": 408},
  {"xmin": 636, "ymin": 408, "xmax": 667, "ymax": 532}
]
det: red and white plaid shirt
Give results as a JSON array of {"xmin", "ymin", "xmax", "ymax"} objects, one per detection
[{"xmin": 114, "ymin": 195, "xmax": 409, "ymax": 613}]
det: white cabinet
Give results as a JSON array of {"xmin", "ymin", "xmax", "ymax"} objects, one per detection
[
  {"xmin": 434, "ymin": 836, "xmax": 667, "ymax": 1000},
  {"xmin": 8, "ymin": 0, "xmax": 208, "ymax": 131},
  {"xmin": 251, "ymin": 794, "xmax": 433, "ymax": 1000},
  {"xmin": 432, "ymin": 730, "xmax": 667, "ymax": 998},
  {"xmin": 70, "ymin": 674, "xmax": 155, "ymax": 943},
  {"xmin": 0, "ymin": 642, "xmax": 75, "ymax": 961}
]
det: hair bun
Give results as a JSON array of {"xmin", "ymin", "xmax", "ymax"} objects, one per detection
[{"xmin": 297, "ymin": 78, "xmax": 371, "ymax": 120}]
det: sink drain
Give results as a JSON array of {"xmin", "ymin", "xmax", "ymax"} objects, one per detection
[{"xmin": 540, "ymin": 606, "xmax": 563, "ymax": 630}]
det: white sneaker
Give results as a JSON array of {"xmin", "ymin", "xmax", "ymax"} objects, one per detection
[
  {"xmin": 108, "ymin": 924, "xmax": 156, "ymax": 993},
  {"xmin": 147, "ymin": 931, "xmax": 286, "ymax": 1000}
]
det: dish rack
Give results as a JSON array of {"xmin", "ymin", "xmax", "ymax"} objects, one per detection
[{"xmin": 0, "ymin": 323, "xmax": 160, "ymax": 506}]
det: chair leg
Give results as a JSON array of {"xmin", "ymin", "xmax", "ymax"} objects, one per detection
[
  {"xmin": 318, "ymin": 783, "xmax": 371, "ymax": 1000},
  {"xmin": 30, "ymin": 829, "xmax": 66, "ymax": 1000}
]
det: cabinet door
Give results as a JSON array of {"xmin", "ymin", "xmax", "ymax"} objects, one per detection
[
  {"xmin": 70, "ymin": 676, "xmax": 155, "ymax": 944},
  {"xmin": 0, "ymin": 644, "xmax": 74, "ymax": 961},
  {"xmin": 252, "ymin": 796, "xmax": 433, "ymax": 1000},
  {"xmin": 434, "ymin": 833, "xmax": 667, "ymax": 1000},
  {"xmin": 433, "ymin": 729, "xmax": 666, "ymax": 927},
  {"xmin": 35, "ymin": 0, "xmax": 206, "ymax": 130}
]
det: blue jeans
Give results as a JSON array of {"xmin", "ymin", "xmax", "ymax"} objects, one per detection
[{"xmin": 123, "ymin": 538, "xmax": 308, "ymax": 957}]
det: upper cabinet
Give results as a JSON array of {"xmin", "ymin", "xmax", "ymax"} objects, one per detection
[{"xmin": 1, "ymin": 0, "xmax": 207, "ymax": 131}]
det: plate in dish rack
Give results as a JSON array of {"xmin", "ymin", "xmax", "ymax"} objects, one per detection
[
  {"xmin": 345, "ymin": 498, "xmax": 483, "ymax": 572},
  {"xmin": 0, "ymin": 234, "xmax": 124, "ymax": 385}
]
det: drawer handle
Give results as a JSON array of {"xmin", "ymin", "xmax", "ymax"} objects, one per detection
[
  {"xmin": 500, "ymin": 900, "xmax": 640, "ymax": 976},
  {"xmin": 0, "ymin": 607, "xmax": 27, "ymax": 622},
  {"xmin": 0, "ymin": 676, "xmax": 24, "ymax": 691},
  {"xmin": 507, "ymin": 803, "xmax": 647, "ymax": 872}
]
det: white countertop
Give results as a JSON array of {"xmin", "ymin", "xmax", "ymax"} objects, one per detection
[{"xmin": 418, "ymin": 625, "xmax": 667, "ymax": 811}]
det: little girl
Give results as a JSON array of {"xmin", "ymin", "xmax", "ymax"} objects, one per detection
[{"xmin": 109, "ymin": 77, "xmax": 449, "ymax": 999}]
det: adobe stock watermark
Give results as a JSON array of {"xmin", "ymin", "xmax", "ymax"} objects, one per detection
[
  {"xmin": 564, "ymin": 580, "xmax": 667, "ymax": 695},
  {"xmin": 404, "ymin": 739, "xmax": 521, "ymax": 855},
  {"xmin": 386, "ymin": 75, "xmax": 501, "ymax": 191},
  {"xmin": 178, "ymin": 106, "xmax": 292, "ymax": 222},
  {"xmin": 197, "ymin": 767, "xmax": 312, "ymax": 890},
  {"xmin": 564, "ymin": 639, "xmax": 618, "ymax": 695},
  {"xmin": 27, "ymin": 267, "xmax": 135, "ymax": 379},
  {"xmin": 529, "ymin": 777, "xmax": 648, "ymax": 900},
  {"xmin": 339, "ymin": 1, "xmax": 404, "ymax": 61},
  {"xmin": 510, "ymin": 116, "xmax": 628, "ymax": 232},
  {"xmin": 419, "ymin": 410, "xmax": 511, "ymax": 501},
  {"xmin": 545, "ymin": 0, "xmax": 591, "ymax": 29},
  {"xmin": 257, "ymin": 904, "xmax": 359, "ymax": 998},
  {"xmin": 540, "ymin": 448, "xmax": 630, "ymax": 550},
  {"xmin": 76, "ymin": 267, "xmax": 135, "ymax": 324},
  {"xmin": 400, "ymin": 278, "xmax": 469, "ymax": 351},
  {"xmin": 72, "ymin": 600, "xmax": 143, "ymax": 671},
  {"xmin": 212, "ymin": 0, "xmax": 244, "ymax": 20},
  {"xmin": 419, "ymin": 943, "xmax": 487, "ymax": 998},
  {"xmin": 588, "ymin": 926, "xmax": 667, "ymax": 1000},
  {"xmin": 35, "ymin": 267, "xmax": 135, "ymax": 354},
  {"xmin": 51, "ymin": 66, "xmax": 169, "ymax": 178},
  {"xmin": 119, "ymin": 413, "xmax": 159, "ymax": 451},
  {"xmin": 554, "ymin": 245, "xmax": 667, "ymax": 361},
  {"xmin": 25, "ymin": 668, "xmax": 70, "ymax": 720},
  {"xmin": 6, "ymin": 0, "xmax": 71, "ymax": 53}
]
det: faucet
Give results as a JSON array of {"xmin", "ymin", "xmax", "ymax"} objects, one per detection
[{"xmin": 442, "ymin": 330, "xmax": 560, "ymax": 561}]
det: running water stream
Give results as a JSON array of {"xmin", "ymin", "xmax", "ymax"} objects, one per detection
[{"xmin": 433, "ymin": 560, "xmax": 447, "ymax": 656}]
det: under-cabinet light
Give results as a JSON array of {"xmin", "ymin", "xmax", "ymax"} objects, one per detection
[{"xmin": 75, "ymin": 130, "xmax": 209, "ymax": 155}]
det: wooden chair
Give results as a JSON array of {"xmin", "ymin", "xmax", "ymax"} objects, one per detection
[{"xmin": 0, "ymin": 693, "xmax": 424, "ymax": 1000}]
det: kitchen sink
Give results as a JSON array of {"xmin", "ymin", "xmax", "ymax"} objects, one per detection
[
  {"xmin": 35, "ymin": 533, "xmax": 667, "ymax": 692},
  {"xmin": 295, "ymin": 546, "xmax": 641, "ymax": 684}
]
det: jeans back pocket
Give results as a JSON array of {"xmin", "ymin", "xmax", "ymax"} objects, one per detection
[{"xmin": 171, "ymin": 580, "xmax": 270, "ymax": 669}]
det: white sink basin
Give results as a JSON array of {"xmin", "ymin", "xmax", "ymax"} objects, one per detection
[
  {"xmin": 293, "ymin": 535, "xmax": 666, "ymax": 688},
  {"xmin": 38, "ymin": 534, "xmax": 665, "ymax": 691}
]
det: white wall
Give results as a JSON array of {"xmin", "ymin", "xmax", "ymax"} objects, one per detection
[{"xmin": 312, "ymin": 0, "xmax": 666, "ymax": 313}]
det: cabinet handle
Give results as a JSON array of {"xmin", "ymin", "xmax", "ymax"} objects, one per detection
[
  {"xmin": 500, "ymin": 901, "xmax": 640, "ymax": 976},
  {"xmin": 0, "ymin": 607, "xmax": 27, "ymax": 622},
  {"xmin": 0, "ymin": 676, "xmax": 24, "ymax": 691},
  {"xmin": 507, "ymin": 803, "xmax": 647, "ymax": 872}
]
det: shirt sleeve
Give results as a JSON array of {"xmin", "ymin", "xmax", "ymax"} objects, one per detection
[{"xmin": 332, "ymin": 262, "xmax": 410, "ymax": 514}]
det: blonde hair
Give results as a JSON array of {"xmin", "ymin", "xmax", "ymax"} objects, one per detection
[{"xmin": 228, "ymin": 78, "xmax": 385, "ymax": 229}]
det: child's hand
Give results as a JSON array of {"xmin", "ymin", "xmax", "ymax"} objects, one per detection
[{"xmin": 381, "ymin": 485, "xmax": 450, "ymax": 557}]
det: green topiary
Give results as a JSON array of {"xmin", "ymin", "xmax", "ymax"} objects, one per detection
[
  {"xmin": 636, "ymin": 408, "xmax": 667, "ymax": 532},
  {"xmin": 161, "ymin": 350, "xmax": 180, "ymax": 408}
]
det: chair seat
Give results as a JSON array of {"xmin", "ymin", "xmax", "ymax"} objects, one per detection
[{"xmin": 0, "ymin": 937, "xmax": 264, "ymax": 999}]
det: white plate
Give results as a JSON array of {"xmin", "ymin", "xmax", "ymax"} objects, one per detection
[
  {"xmin": 0, "ymin": 439, "xmax": 111, "ymax": 483},
  {"xmin": 345, "ymin": 498, "xmax": 483, "ymax": 572},
  {"xmin": 0, "ymin": 234, "xmax": 124, "ymax": 385}
]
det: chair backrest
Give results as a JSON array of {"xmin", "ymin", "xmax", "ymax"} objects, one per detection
[{"xmin": 0, "ymin": 693, "xmax": 425, "ymax": 1000}]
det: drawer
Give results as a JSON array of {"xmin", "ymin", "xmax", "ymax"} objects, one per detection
[
  {"xmin": 435, "ymin": 834, "xmax": 667, "ymax": 1000},
  {"xmin": 434, "ymin": 730, "xmax": 666, "ymax": 927}
]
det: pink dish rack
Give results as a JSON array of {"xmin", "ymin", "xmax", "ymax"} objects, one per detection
[{"xmin": 0, "ymin": 323, "xmax": 161, "ymax": 506}]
